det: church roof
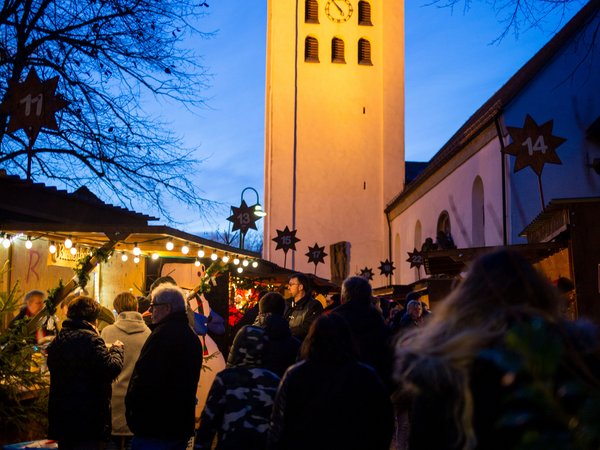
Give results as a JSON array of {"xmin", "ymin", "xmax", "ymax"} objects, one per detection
[{"xmin": 386, "ymin": 0, "xmax": 600, "ymax": 214}]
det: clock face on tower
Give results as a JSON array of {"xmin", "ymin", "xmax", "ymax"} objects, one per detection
[{"xmin": 325, "ymin": 0, "xmax": 353, "ymax": 23}]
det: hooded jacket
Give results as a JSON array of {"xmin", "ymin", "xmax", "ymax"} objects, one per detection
[
  {"xmin": 195, "ymin": 326, "xmax": 280, "ymax": 450},
  {"xmin": 101, "ymin": 311, "xmax": 151, "ymax": 435},
  {"xmin": 47, "ymin": 319, "xmax": 124, "ymax": 442},
  {"xmin": 253, "ymin": 313, "xmax": 300, "ymax": 377}
]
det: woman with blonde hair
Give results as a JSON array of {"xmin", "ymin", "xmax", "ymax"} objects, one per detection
[{"xmin": 394, "ymin": 249, "xmax": 600, "ymax": 449}]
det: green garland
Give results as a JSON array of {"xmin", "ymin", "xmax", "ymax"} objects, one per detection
[
  {"xmin": 73, "ymin": 247, "xmax": 113, "ymax": 289},
  {"xmin": 44, "ymin": 279, "xmax": 64, "ymax": 315},
  {"xmin": 196, "ymin": 261, "xmax": 228, "ymax": 295}
]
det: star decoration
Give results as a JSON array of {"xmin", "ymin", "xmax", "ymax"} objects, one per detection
[
  {"xmin": 378, "ymin": 259, "xmax": 395, "ymax": 276},
  {"xmin": 503, "ymin": 114, "xmax": 566, "ymax": 176},
  {"xmin": 359, "ymin": 267, "xmax": 374, "ymax": 281},
  {"xmin": 305, "ymin": 243, "xmax": 327, "ymax": 265},
  {"xmin": 272, "ymin": 226, "xmax": 300, "ymax": 254},
  {"xmin": 406, "ymin": 248, "xmax": 424, "ymax": 269},
  {"xmin": 0, "ymin": 68, "xmax": 68, "ymax": 143},
  {"xmin": 227, "ymin": 200, "xmax": 258, "ymax": 234}
]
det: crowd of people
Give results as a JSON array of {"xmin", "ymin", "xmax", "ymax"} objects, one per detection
[{"xmin": 10, "ymin": 248, "xmax": 600, "ymax": 449}]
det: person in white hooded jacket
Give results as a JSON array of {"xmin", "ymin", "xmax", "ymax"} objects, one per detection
[{"xmin": 102, "ymin": 292, "xmax": 151, "ymax": 450}]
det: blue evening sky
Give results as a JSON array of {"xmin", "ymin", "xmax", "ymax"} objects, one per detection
[{"xmin": 167, "ymin": 0, "xmax": 586, "ymax": 234}]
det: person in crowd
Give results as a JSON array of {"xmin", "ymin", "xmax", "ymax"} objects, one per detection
[
  {"xmin": 101, "ymin": 292, "xmax": 151, "ymax": 450},
  {"xmin": 9, "ymin": 289, "xmax": 55, "ymax": 341},
  {"xmin": 394, "ymin": 249, "xmax": 600, "ymax": 450},
  {"xmin": 195, "ymin": 325, "xmax": 280, "ymax": 450},
  {"xmin": 252, "ymin": 292, "xmax": 300, "ymax": 377},
  {"xmin": 126, "ymin": 284, "xmax": 203, "ymax": 450},
  {"xmin": 390, "ymin": 294, "xmax": 425, "ymax": 336},
  {"xmin": 333, "ymin": 276, "xmax": 393, "ymax": 389},
  {"xmin": 284, "ymin": 273, "xmax": 323, "ymax": 340},
  {"xmin": 322, "ymin": 293, "xmax": 341, "ymax": 315},
  {"xmin": 267, "ymin": 314, "xmax": 394, "ymax": 450},
  {"xmin": 47, "ymin": 295, "xmax": 124, "ymax": 449}
]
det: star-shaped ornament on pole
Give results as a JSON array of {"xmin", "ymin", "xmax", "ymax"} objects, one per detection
[
  {"xmin": 0, "ymin": 68, "xmax": 68, "ymax": 180},
  {"xmin": 359, "ymin": 267, "xmax": 374, "ymax": 281},
  {"xmin": 503, "ymin": 114, "xmax": 567, "ymax": 211},
  {"xmin": 305, "ymin": 243, "xmax": 327, "ymax": 275},
  {"xmin": 272, "ymin": 226, "xmax": 300, "ymax": 268},
  {"xmin": 227, "ymin": 200, "xmax": 259, "ymax": 247},
  {"xmin": 378, "ymin": 259, "xmax": 395, "ymax": 286},
  {"xmin": 406, "ymin": 248, "xmax": 424, "ymax": 279}
]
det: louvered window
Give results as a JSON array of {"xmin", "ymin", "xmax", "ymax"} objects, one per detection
[
  {"xmin": 332, "ymin": 38, "xmax": 345, "ymax": 63},
  {"xmin": 358, "ymin": 1, "xmax": 373, "ymax": 26},
  {"xmin": 306, "ymin": 0, "xmax": 319, "ymax": 23},
  {"xmin": 305, "ymin": 36, "xmax": 319, "ymax": 62},
  {"xmin": 358, "ymin": 38, "xmax": 372, "ymax": 65}
]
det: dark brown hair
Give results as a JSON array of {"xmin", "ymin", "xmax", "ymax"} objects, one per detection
[{"xmin": 67, "ymin": 296, "xmax": 101, "ymax": 322}]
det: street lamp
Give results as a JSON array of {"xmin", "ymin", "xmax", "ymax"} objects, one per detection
[{"xmin": 227, "ymin": 187, "xmax": 267, "ymax": 249}]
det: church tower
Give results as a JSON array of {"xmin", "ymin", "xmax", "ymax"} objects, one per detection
[{"xmin": 264, "ymin": 0, "xmax": 405, "ymax": 285}]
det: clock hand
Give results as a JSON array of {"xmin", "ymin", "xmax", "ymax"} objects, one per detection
[{"xmin": 332, "ymin": 0, "xmax": 344, "ymax": 15}]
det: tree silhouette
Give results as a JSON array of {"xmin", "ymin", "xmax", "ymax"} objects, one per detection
[{"xmin": 0, "ymin": 0, "xmax": 212, "ymax": 219}]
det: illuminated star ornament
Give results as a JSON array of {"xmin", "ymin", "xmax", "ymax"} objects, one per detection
[
  {"xmin": 227, "ymin": 200, "xmax": 258, "ymax": 235},
  {"xmin": 306, "ymin": 243, "xmax": 327, "ymax": 274},
  {"xmin": 406, "ymin": 248, "xmax": 424, "ymax": 269},
  {"xmin": 378, "ymin": 259, "xmax": 395, "ymax": 276},
  {"xmin": 503, "ymin": 114, "xmax": 567, "ymax": 176},
  {"xmin": 359, "ymin": 267, "xmax": 374, "ymax": 281},
  {"xmin": 272, "ymin": 226, "xmax": 300, "ymax": 254},
  {"xmin": 1, "ymin": 68, "xmax": 68, "ymax": 143}
]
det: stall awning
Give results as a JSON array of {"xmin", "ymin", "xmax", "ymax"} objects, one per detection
[{"xmin": 423, "ymin": 242, "xmax": 565, "ymax": 276}]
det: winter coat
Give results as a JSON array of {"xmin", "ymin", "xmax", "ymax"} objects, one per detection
[
  {"xmin": 101, "ymin": 311, "xmax": 151, "ymax": 436},
  {"xmin": 195, "ymin": 326, "xmax": 280, "ymax": 450},
  {"xmin": 267, "ymin": 360, "xmax": 394, "ymax": 450},
  {"xmin": 47, "ymin": 319, "xmax": 124, "ymax": 442},
  {"xmin": 332, "ymin": 300, "xmax": 393, "ymax": 390},
  {"xmin": 252, "ymin": 313, "xmax": 301, "ymax": 377},
  {"xmin": 284, "ymin": 294, "xmax": 323, "ymax": 341},
  {"xmin": 125, "ymin": 312, "xmax": 203, "ymax": 439}
]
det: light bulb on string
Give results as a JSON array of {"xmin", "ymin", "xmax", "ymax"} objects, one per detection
[
  {"xmin": 222, "ymin": 254, "xmax": 230, "ymax": 263},
  {"xmin": 70, "ymin": 246, "xmax": 77, "ymax": 256},
  {"xmin": 237, "ymin": 267, "xmax": 243, "ymax": 274},
  {"xmin": 134, "ymin": 256, "xmax": 140, "ymax": 264},
  {"xmin": 25, "ymin": 236, "xmax": 33, "ymax": 249},
  {"xmin": 166, "ymin": 240, "xmax": 174, "ymax": 251},
  {"xmin": 64, "ymin": 237, "xmax": 73, "ymax": 249},
  {"xmin": 151, "ymin": 253, "xmax": 159, "ymax": 260},
  {"xmin": 197, "ymin": 248, "xmax": 205, "ymax": 258},
  {"xmin": 181, "ymin": 243, "xmax": 190, "ymax": 255},
  {"xmin": 194, "ymin": 259, "xmax": 201, "ymax": 267},
  {"xmin": 49, "ymin": 242, "xmax": 57, "ymax": 254},
  {"xmin": 2, "ymin": 235, "xmax": 11, "ymax": 249},
  {"xmin": 233, "ymin": 257, "xmax": 240, "ymax": 265},
  {"xmin": 252, "ymin": 261, "xmax": 258, "ymax": 268},
  {"xmin": 210, "ymin": 252, "xmax": 218, "ymax": 261},
  {"xmin": 242, "ymin": 259, "xmax": 249, "ymax": 267},
  {"xmin": 133, "ymin": 243, "xmax": 141, "ymax": 256},
  {"xmin": 121, "ymin": 252, "xmax": 128, "ymax": 262}
]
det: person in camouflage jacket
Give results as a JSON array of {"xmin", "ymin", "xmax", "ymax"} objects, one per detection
[{"xmin": 194, "ymin": 325, "xmax": 280, "ymax": 450}]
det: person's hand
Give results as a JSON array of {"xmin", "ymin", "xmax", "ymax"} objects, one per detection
[{"xmin": 112, "ymin": 340, "xmax": 124, "ymax": 348}]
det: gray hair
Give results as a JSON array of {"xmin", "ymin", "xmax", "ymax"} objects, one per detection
[
  {"xmin": 151, "ymin": 284, "xmax": 186, "ymax": 313},
  {"xmin": 24, "ymin": 290, "xmax": 45, "ymax": 303},
  {"xmin": 406, "ymin": 300, "xmax": 422, "ymax": 310}
]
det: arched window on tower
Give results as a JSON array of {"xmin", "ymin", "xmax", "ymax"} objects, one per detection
[
  {"xmin": 436, "ymin": 210, "xmax": 456, "ymax": 249},
  {"xmin": 358, "ymin": 1, "xmax": 373, "ymax": 25},
  {"xmin": 358, "ymin": 38, "xmax": 372, "ymax": 65},
  {"xmin": 471, "ymin": 176, "xmax": 485, "ymax": 247},
  {"xmin": 332, "ymin": 37, "xmax": 345, "ymax": 63},
  {"xmin": 305, "ymin": 36, "xmax": 319, "ymax": 62},
  {"xmin": 305, "ymin": 0, "xmax": 319, "ymax": 23}
]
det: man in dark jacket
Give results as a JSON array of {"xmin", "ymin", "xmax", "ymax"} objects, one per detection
[
  {"xmin": 126, "ymin": 284, "xmax": 203, "ymax": 450},
  {"xmin": 284, "ymin": 273, "xmax": 323, "ymax": 341},
  {"xmin": 47, "ymin": 295, "xmax": 124, "ymax": 449},
  {"xmin": 252, "ymin": 292, "xmax": 300, "ymax": 377},
  {"xmin": 333, "ymin": 276, "xmax": 393, "ymax": 390}
]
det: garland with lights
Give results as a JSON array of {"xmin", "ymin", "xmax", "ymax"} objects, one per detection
[
  {"xmin": 74, "ymin": 247, "xmax": 113, "ymax": 289},
  {"xmin": 44, "ymin": 279, "xmax": 65, "ymax": 316},
  {"xmin": 195, "ymin": 261, "xmax": 229, "ymax": 295}
]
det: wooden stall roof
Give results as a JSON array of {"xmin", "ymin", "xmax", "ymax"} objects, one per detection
[
  {"xmin": 0, "ymin": 170, "xmax": 157, "ymax": 226},
  {"xmin": 423, "ymin": 242, "xmax": 565, "ymax": 276}
]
